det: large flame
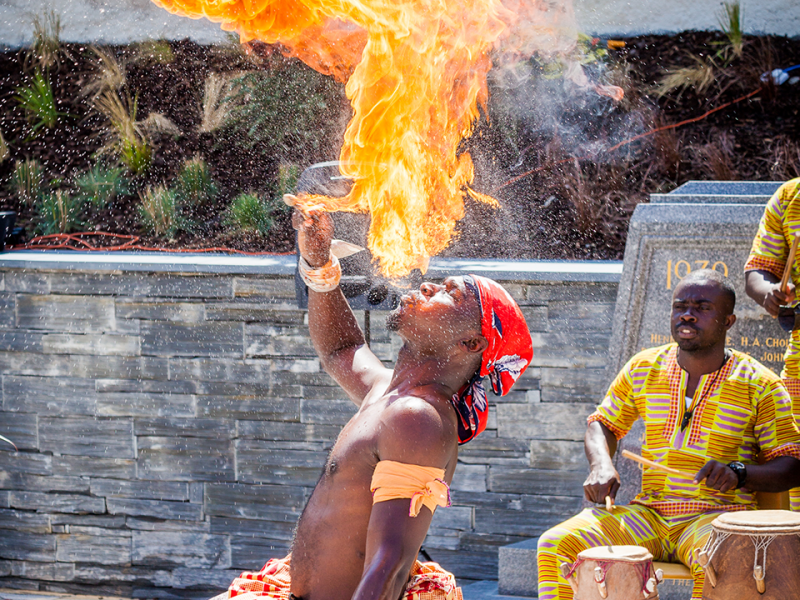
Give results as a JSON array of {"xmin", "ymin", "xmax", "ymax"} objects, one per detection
[{"xmin": 152, "ymin": 0, "xmax": 577, "ymax": 277}]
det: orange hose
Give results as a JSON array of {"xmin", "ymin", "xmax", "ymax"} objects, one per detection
[
  {"xmin": 495, "ymin": 88, "xmax": 762, "ymax": 192},
  {"xmin": 9, "ymin": 232, "xmax": 296, "ymax": 256}
]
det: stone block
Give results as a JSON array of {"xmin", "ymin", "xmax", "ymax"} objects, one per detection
[
  {"xmin": 98, "ymin": 379, "xmax": 197, "ymax": 394},
  {"xmin": 236, "ymin": 440, "xmax": 328, "ymax": 486},
  {"xmin": 0, "ymin": 473, "xmax": 89, "ymax": 493},
  {"xmin": 106, "ymin": 498, "xmax": 204, "ymax": 521},
  {"xmin": 498, "ymin": 537, "xmax": 539, "ymax": 596},
  {"xmin": 16, "ymin": 294, "xmax": 115, "ymax": 333},
  {"xmin": 539, "ymin": 366, "xmax": 608, "ymax": 404},
  {"xmin": 133, "ymin": 417, "xmax": 234, "ymax": 439},
  {"xmin": 0, "ymin": 508, "xmax": 51, "ymax": 533},
  {"xmin": 47, "ymin": 273, "xmax": 234, "ymax": 299},
  {"xmin": 0, "ymin": 330, "xmax": 45, "ymax": 352},
  {"xmin": 169, "ymin": 358, "xmax": 270, "ymax": 384},
  {"xmin": 4, "ymin": 272, "xmax": 50, "ymax": 294},
  {"xmin": 3, "ymin": 375, "xmax": 97, "ymax": 416},
  {"xmin": 67, "ymin": 525, "xmax": 132, "ymax": 536},
  {"xmin": 132, "ymin": 531, "xmax": 231, "ymax": 569},
  {"xmin": 520, "ymin": 306, "xmax": 548, "ymax": 332},
  {"xmin": 125, "ymin": 517, "xmax": 209, "ymax": 533},
  {"xmin": 209, "ymin": 516, "xmax": 296, "ymax": 541},
  {"xmin": 0, "ymin": 530, "xmax": 56, "ymax": 561},
  {"xmin": 49, "ymin": 514, "xmax": 126, "ymax": 529},
  {"xmin": 430, "ymin": 506, "xmax": 473, "ymax": 531},
  {"xmin": 115, "ymin": 299, "xmax": 206, "ymax": 322},
  {"xmin": 170, "ymin": 567, "xmax": 242, "ymax": 590},
  {"xmin": 236, "ymin": 420, "xmax": 341, "ymax": 442},
  {"xmin": 233, "ymin": 277, "xmax": 296, "ymax": 298},
  {"xmin": 0, "ymin": 293, "xmax": 16, "ymax": 329},
  {"xmin": 424, "ymin": 548, "xmax": 498, "ymax": 582},
  {"xmin": 529, "ymin": 440, "xmax": 587, "ymax": 471},
  {"xmin": 547, "ymin": 301, "xmax": 615, "ymax": 332},
  {"xmin": 57, "ymin": 534, "xmax": 132, "ymax": 566},
  {"xmin": 52, "ymin": 455, "xmax": 136, "ymax": 479},
  {"xmin": 0, "ymin": 352, "xmax": 168, "ymax": 380},
  {"xmin": 96, "ymin": 392, "xmax": 196, "ymax": 418},
  {"xmin": 204, "ymin": 483, "xmax": 305, "ymax": 521},
  {"xmin": 10, "ymin": 560, "xmax": 75, "ymax": 582},
  {"xmin": 230, "ymin": 537, "xmax": 289, "ymax": 570},
  {"xmin": 141, "ymin": 321, "xmax": 243, "ymax": 357},
  {"xmin": 39, "ymin": 417, "xmax": 135, "ymax": 458},
  {"xmin": 41, "ymin": 333, "xmax": 140, "ymax": 356},
  {"xmin": 90, "ymin": 479, "xmax": 190, "ymax": 501},
  {"xmin": 196, "ymin": 396, "xmax": 300, "ymax": 421},
  {"xmin": 451, "ymin": 490, "xmax": 523, "ymax": 511},
  {"xmin": 0, "ymin": 491, "xmax": 7, "ymax": 507},
  {"xmin": 459, "ymin": 437, "xmax": 530, "ymax": 462},
  {"xmin": 451, "ymin": 464, "xmax": 488, "ymax": 492},
  {"xmin": 206, "ymin": 303, "xmax": 305, "ymax": 325},
  {"xmin": 9, "ymin": 491, "xmax": 106, "ymax": 514},
  {"xmin": 530, "ymin": 331, "xmax": 611, "ymax": 368},
  {"xmin": 300, "ymin": 399, "xmax": 357, "ymax": 425},
  {"xmin": 137, "ymin": 436, "xmax": 234, "ymax": 482},
  {"xmin": 526, "ymin": 282, "xmax": 618, "ymax": 304},
  {"xmin": 496, "ymin": 403, "xmax": 594, "ymax": 441},
  {"xmin": 488, "ymin": 467, "xmax": 586, "ymax": 497},
  {"xmin": 0, "ymin": 412, "xmax": 38, "ymax": 450},
  {"xmin": 0, "ymin": 451, "xmax": 52, "ymax": 475},
  {"xmin": 245, "ymin": 324, "xmax": 316, "ymax": 358}
]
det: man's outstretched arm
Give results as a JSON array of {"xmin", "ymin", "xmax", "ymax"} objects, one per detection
[
  {"xmin": 745, "ymin": 269, "xmax": 795, "ymax": 317},
  {"xmin": 296, "ymin": 209, "xmax": 390, "ymax": 405}
]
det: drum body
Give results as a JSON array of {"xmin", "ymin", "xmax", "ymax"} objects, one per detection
[
  {"xmin": 560, "ymin": 545, "xmax": 661, "ymax": 600},
  {"xmin": 699, "ymin": 510, "xmax": 800, "ymax": 600}
]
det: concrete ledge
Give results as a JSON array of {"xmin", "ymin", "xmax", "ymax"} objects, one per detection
[
  {"xmin": 461, "ymin": 581, "xmax": 532, "ymax": 600},
  {"xmin": 498, "ymin": 538, "xmax": 538, "ymax": 597},
  {"xmin": 0, "ymin": 251, "xmax": 623, "ymax": 283}
]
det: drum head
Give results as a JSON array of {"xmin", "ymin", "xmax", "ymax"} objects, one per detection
[
  {"xmin": 577, "ymin": 545, "xmax": 653, "ymax": 563},
  {"xmin": 713, "ymin": 509, "xmax": 800, "ymax": 534}
]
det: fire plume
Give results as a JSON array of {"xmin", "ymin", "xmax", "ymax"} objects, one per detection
[{"xmin": 152, "ymin": 0, "xmax": 578, "ymax": 277}]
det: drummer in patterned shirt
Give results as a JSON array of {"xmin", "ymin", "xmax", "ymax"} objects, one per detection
[
  {"xmin": 744, "ymin": 177, "xmax": 800, "ymax": 511},
  {"xmin": 536, "ymin": 269, "xmax": 800, "ymax": 600}
]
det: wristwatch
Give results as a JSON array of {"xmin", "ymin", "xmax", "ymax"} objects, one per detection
[{"xmin": 727, "ymin": 461, "xmax": 747, "ymax": 488}]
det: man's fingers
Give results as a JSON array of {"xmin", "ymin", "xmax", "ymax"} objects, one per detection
[
  {"xmin": 609, "ymin": 478, "xmax": 620, "ymax": 500},
  {"xmin": 694, "ymin": 462, "xmax": 713, "ymax": 484}
]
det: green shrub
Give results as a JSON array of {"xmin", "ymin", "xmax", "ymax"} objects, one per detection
[
  {"xmin": 132, "ymin": 40, "xmax": 175, "ymax": 65},
  {"xmin": 719, "ymin": 1, "xmax": 744, "ymax": 57},
  {"xmin": 36, "ymin": 190, "xmax": 85, "ymax": 235},
  {"xmin": 74, "ymin": 162, "xmax": 129, "ymax": 208},
  {"xmin": 225, "ymin": 192, "xmax": 274, "ymax": 235},
  {"xmin": 174, "ymin": 157, "xmax": 217, "ymax": 205},
  {"xmin": 0, "ymin": 130, "xmax": 8, "ymax": 164},
  {"xmin": 139, "ymin": 186, "xmax": 188, "ymax": 238},
  {"xmin": 225, "ymin": 61, "xmax": 345, "ymax": 160},
  {"xmin": 8, "ymin": 159, "xmax": 45, "ymax": 204},
  {"xmin": 16, "ymin": 70, "xmax": 65, "ymax": 134}
]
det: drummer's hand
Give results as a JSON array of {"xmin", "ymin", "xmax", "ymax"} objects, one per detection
[
  {"xmin": 762, "ymin": 282, "xmax": 795, "ymax": 317},
  {"xmin": 583, "ymin": 464, "xmax": 620, "ymax": 504},
  {"xmin": 292, "ymin": 208, "xmax": 333, "ymax": 268},
  {"xmin": 694, "ymin": 460, "xmax": 738, "ymax": 492}
]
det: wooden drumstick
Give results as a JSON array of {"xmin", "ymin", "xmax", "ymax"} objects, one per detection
[
  {"xmin": 621, "ymin": 450, "xmax": 696, "ymax": 480},
  {"xmin": 780, "ymin": 234, "xmax": 800, "ymax": 294},
  {"xmin": 604, "ymin": 496, "xmax": 614, "ymax": 511}
]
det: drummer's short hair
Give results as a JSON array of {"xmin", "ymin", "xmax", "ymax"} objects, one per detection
[{"xmin": 677, "ymin": 269, "xmax": 736, "ymax": 314}]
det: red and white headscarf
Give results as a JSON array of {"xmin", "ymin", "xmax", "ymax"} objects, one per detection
[{"xmin": 451, "ymin": 275, "xmax": 533, "ymax": 444}]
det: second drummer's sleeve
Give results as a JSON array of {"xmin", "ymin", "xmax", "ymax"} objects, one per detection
[
  {"xmin": 744, "ymin": 181, "xmax": 796, "ymax": 278},
  {"xmin": 755, "ymin": 377, "xmax": 800, "ymax": 462},
  {"xmin": 587, "ymin": 357, "xmax": 640, "ymax": 440}
]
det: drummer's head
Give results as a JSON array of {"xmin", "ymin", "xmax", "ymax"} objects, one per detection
[{"xmin": 670, "ymin": 269, "xmax": 736, "ymax": 353}]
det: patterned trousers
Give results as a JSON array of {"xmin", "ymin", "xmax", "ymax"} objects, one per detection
[
  {"xmin": 537, "ymin": 504, "xmax": 725, "ymax": 600},
  {"xmin": 782, "ymin": 378, "xmax": 800, "ymax": 511}
]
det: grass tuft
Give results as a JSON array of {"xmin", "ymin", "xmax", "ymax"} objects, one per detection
[
  {"xmin": 199, "ymin": 73, "xmax": 234, "ymax": 133},
  {"xmin": 653, "ymin": 55, "xmax": 718, "ymax": 99},
  {"xmin": 94, "ymin": 89, "xmax": 152, "ymax": 174},
  {"xmin": 132, "ymin": 40, "xmax": 175, "ymax": 65},
  {"xmin": 8, "ymin": 159, "xmax": 45, "ymax": 204},
  {"xmin": 0, "ymin": 130, "xmax": 8, "ymax": 164},
  {"xmin": 82, "ymin": 46, "xmax": 126, "ymax": 100},
  {"xmin": 174, "ymin": 157, "xmax": 217, "ymax": 206},
  {"xmin": 16, "ymin": 70, "xmax": 65, "ymax": 134},
  {"xmin": 26, "ymin": 10, "xmax": 63, "ymax": 71},
  {"xmin": 36, "ymin": 190, "xmax": 85, "ymax": 235},
  {"xmin": 718, "ymin": 1, "xmax": 744, "ymax": 58},
  {"xmin": 225, "ymin": 192, "xmax": 274, "ymax": 235},
  {"xmin": 138, "ymin": 185, "xmax": 188, "ymax": 238},
  {"xmin": 74, "ymin": 162, "xmax": 130, "ymax": 209}
]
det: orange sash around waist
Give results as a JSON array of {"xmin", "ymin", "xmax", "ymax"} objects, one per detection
[{"xmin": 370, "ymin": 460, "xmax": 451, "ymax": 517}]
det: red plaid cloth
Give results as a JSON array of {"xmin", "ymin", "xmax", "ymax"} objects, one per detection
[{"xmin": 216, "ymin": 555, "xmax": 463, "ymax": 600}]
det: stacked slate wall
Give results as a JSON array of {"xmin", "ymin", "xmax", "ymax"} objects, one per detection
[{"xmin": 0, "ymin": 267, "xmax": 617, "ymax": 597}]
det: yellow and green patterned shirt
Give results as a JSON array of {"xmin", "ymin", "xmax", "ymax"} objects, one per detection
[
  {"xmin": 744, "ymin": 178, "xmax": 800, "ymax": 379},
  {"xmin": 588, "ymin": 344, "xmax": 800, "ymax": 516}
]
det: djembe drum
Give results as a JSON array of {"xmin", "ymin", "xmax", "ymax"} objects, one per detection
[
  {"xmin": 559, "ymin": 545, "xmax": 662, "ymax": 600},
  {"xmin": 696, "ymin": 510, "xmax": 800, "ymax": 599}
]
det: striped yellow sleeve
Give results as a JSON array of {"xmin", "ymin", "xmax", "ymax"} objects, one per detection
[
  {"xmin": 744, "ymin": 179, "xmax": 800, "ymax": 278},
  {"xmin": 755, "ymin": 377, "xmax": 800, "ymax": 462},
  {"xmin": 588, "ymin": 356, "xmax": 640, "ymax": 440}
]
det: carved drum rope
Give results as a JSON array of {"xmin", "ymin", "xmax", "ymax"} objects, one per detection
[
  {"xmin": 559, "ymin": 545, "xmax": 662, "ymax": 600},
  {"xmin": 697, "ymin": 510, "xmax": 800, "ymax": 599}
]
